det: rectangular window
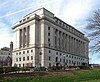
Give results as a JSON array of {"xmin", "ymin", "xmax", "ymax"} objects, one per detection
[
  {"xmin": 27, "ymin": 50, "xmax": 29, "ymax": 53},
  {"xmin": 23, "ymin": 64, "xmax": 24, "ymax": 67},
  {"xmin": 49, "ymin": 50, "xmax": 51, "ymax": 53},
  {"xmin": 48, "ymin": 38, "xmax": 50, "ymax": 42},
  {"xmin": 49, "ymin": 63, "xmax": 51, "ymax": 67},
  {"xmin": 60, "ymin": 58, "xmax": 61, "ymax": 62},
  {"xmin": 56, "ymin": 52, "xmax": 58, "ymax": 55},
  {"xmin": 48, "ymin": 26, "xmax": 50, "ymax": 30},
  {"xmin": 19, "ymin": 52, "xmax": 21, "ymax": 55},
  {"xmin": 55, "ymin": 57, "xmax": 58, "ymax": 62},
  {"xmin": 19, "ymin": 57, "xmax": 21, "ymax": 61},
  {"xmin": 27, "ymin": 56, "xmax": 29, "ymax": 60},
  {"xmin": 31, "ymin": 56, "xmax": 33, "ymax": 60},
  {"xmin": 48, "ymin": 33, "xmax": 50, "ymax": 36},
  {"xmin": 19, "ymin": 64, "xmax": 21, "ymax": 67},
  {"xmin": 16, "ymin": 58, "xmax": 18, "ymax": 62},
  {"xmin": 23, "ymin": 51, "xmax": 25, "ymax": 54},
  {"xmin": 23, "ymin": 57, "xmax": 25, "ymax": 61},
  {"xmin": 31, "ymin": 50, "xmax": 33, "ymax": 53},
  {"xmin": 49, "ymin": 56, "xmax": 51, "ymax": 61}
]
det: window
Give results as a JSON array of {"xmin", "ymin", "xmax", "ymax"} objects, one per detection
[
  {"xmin": 69, "ymin": 60, "xmax": 71, "ymax": 64},
  {"xmin": 27, "ymin": 50, "xmax": 29, "ymax": 53},
  {"xmin": 19, "ymin": 64, "xmax": 21, "ymax": 67},
  {"xmin": 49, "ymin": 50, "xmax": 51, "ymax": 53},
  {"xmin": 60, "ymin": 58, "xmax": 62, "ymax": 62},
  {"xmin": 23, "ymin": 51, "xmax": 25, "ymax": 54},
  {"xmin": 48, "ymin": 33, "xmax": 50, "ymax": 36},
  {"xmin": 49, "ymin": 44, "xmax": 50, "ymax": 47},
  {"xmin": 19, "ymin": 52, "xmax": 21, "ymax": 55},
  {"xmin": 27, "ymin": 17, "xmax": 30, "ymax": 20},
  {"xmin": 19, "ymin": 57, "xmax": 21, "ymax": 61},
  {"xmin": 16, "ymin": 58, "xmax": 18, "ymax": 62},
  {"xmin": 48, "ymin": 26, "xmax": 50, "ymax": 30},
  {"xmin": 55, "ymin": 57, "xmax": 58, "ymax": 62},
  {"xmin": 23, "ymin": 19, "xmax": 26, "ymax": 21},
  {"xmin": 31, "ymin": 50, "xmax": 33, "ymax": 53},
  {"xmin": 56, "ymin": 52, "xmax": 58, "ymax": 55},
  {"xmin": 48, "ymin": 38, "xmax": 50, "ymax": 42},
  {"xmin": 49, "ymin": 56, "xmax": 51, "ymax": 61},
  {"xmin": 23, "ymin": 57, "xmax": 25, "ymax": 61},
  {"xmin": 31, "ymin": 56, "xmax": 33, "ymax": 60},
  {"xmin": 49, "ymin": 63, "xmax": 51, "ymax": 67},
  {"xmin": 20, "ymin": 20, "xmax": 22, "ymax": 23},
  {"xmin": 16, "ymin": 53, "xmax": 18, "ymax": 55},
  {"xmin": 23, "ymin": 64, "xmax": 24, "ymax": 67},
  {"xmin": 27, "ymin": 56, "xmax": 29, "ymax": 60},
  {"xmin": 60, "ymin": 53, "xmax": 62, "ymax": 56}
]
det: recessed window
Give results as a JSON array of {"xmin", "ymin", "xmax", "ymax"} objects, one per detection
[
  {"xmin": 55, "ymin": 57, "xmax": 58, "ymax": 62},
  {"xmin": 19, "ymin": 52, "xmax": 21, "ymax": 55},
  {"xmin": 23, "ymin": 19, "xmax": 26, "ymax": 21},
  {"xmin": 60, "ymin": 58, "xmax": 62, "ymax": 62},
  {"xmin": 27, "ymin": 17, "xmax": 30, "ymax": 19},
  {"xmin": 31, "ymin": 50, "xmax": 33, "ymax": 53},
  {"xmin": 49, "ymin": 50, "xmax": 51, "ymax": 53},
  {"xmin": 23, "ymin": 51, "xmax": 25, "ymax": 54},
  {"xmin": 27, "ymin": 56, "xmax": 29, "ymax": 60},
  {"xmin": 19, "ymin": 20, "xmax": 22, "ymax": 23},
  {"xmin": 27, "ymin": 50, "xmax": 29, "ymax": 53},
  {"xmin": 16, "ymin": 53, "xmax": 18, "ymax": 55},
  {"xmin": 48, "ymin": 38, "xmax": 50, "ymax": 42},
  {"xmin": 16, "ymin": 58, "xmax": 18, "ymax": 62},
  {"xmin": 49, "ymin": 63, "xmax": 51, "ymax": 67},
  {"xmin": 19, "ymin": 57, "xmax": 21, "ymax": 61},
  {"xmin": 31, "ymin": 56, "xmax": 33, "ymax": 60},
  {"xmin": 23, "ymin": 57, "xmax": 25, "ymax": 61},
  {"xmin": 48, "ymin": 26, "xmax": 50, "ymax": 30},
  {"xmin": 49, "ymin": 44, "xmax": 50, "ymax": 47},
  {"xmin": 56, "ymin": 52, "xmax": 58, "ymax": 55},
  {"xmin": 49, "ymin": 56, "xmax": 51, "ymax": 61},
  {"xmin": 23, "ymin": 64, "xmax": 24, "ymax": 67},
  {"xmin": 19, "ymin": 64, "xmax": 21, "ymax": 67},
  {"xmin": 48, "ymin": 33, "xmax": 50, "ymax": 36}
]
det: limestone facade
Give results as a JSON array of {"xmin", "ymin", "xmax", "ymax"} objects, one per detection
[{"xmin": 12, "ymin": 8, "xmax": 89, "ymax": 67}]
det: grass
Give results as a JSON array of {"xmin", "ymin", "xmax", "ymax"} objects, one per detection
[{"xmin": 1, "ymin": 69, "xmax": 100, "ymax": 82}]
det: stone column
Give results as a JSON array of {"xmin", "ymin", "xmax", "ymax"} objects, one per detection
[
  {"xmin": 60, "ymin": 32, "xmax": 62, "ymax": 50},
  {"xmin": 23, "ymin": 28, "xmax": 26, "ymax": 48},
  {"xmin": 65, "ymin": 34, "xmax": 67, "ymax": 52},
  {"xmin": 26, "ymin": 26, "xmax": 29, "ymax": 47},
  {"xmin": 53, "ymin": 28, "xmax": 55, "ymax": 48},
  {"xmin": 19, "ymin": 29, "xmax": 22, "ymax": 48}
]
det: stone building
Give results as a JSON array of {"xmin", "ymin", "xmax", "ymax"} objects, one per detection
[
  {"xmin": 12, "ymin": 8, "xmax": 89, "ymax": 68},
  {"xmin": 0, "ymin": 47, "xmax": 11, "ymax": 67}
]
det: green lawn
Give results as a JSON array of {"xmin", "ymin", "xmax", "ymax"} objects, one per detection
[
  {"xmin": 1, "ymin": 69, "xmax": 100, "ymax": 82},
  {"xmin": 82, "ymin": 79, "xmax": 100, "ymax": 82}
]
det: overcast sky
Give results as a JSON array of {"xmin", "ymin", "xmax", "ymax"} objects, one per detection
[{"xmin": 0, "ymin": 0, "xmax": 100, "ymax": 64}]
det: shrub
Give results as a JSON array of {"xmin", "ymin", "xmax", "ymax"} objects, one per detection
[
  {"xmin": 48, "ymin": 66, "xmax": 63, "ymax": 71},
  {"xmin": 34, "ymin": 67, "xmax": 46, "ymax": 71},
  {"xmin": 0, "ymin": 67, "xmax": 3, "ymax": 74}
]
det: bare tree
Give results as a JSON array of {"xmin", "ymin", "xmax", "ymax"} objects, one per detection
[{"xmin": 86, "ymin": 9, "xmax": 100, "ymax": 53}]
